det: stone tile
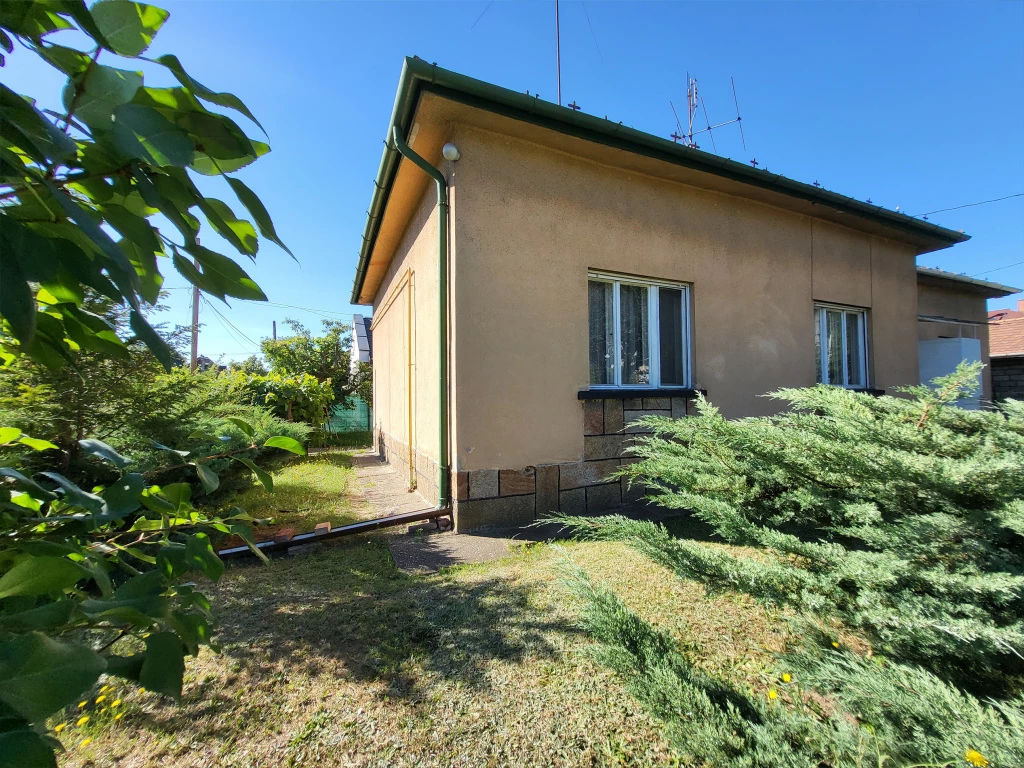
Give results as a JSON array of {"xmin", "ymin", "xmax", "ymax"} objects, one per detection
[
  {"xmin": 583, "ymin": 434, "xmax": 626, "ymax": 461},
  {"xmin": 604, "ymin": 399, "xmax": 624, "ymax": 434},
  {"xmin": 559, "ymin": 488, "xmax": 586, "ymax": 516},
  {"xmin": 499, "ymin": 467, "xmax": 536, "ymax": 496},
  {"xmin": 583, "ymin": 400, "xmax": 604, "ymax": 435},
  {"xmin": 468, "ymin": 469, "xmax": 499, "ymax": 499},
  {"xmin": 454, "ymin": 495, "xmax": 535, "ymax": 531},
  {"xmin": 559, "ymin": 459, "xmax": 620, "ymax": 489},
  {"xmin": 644, "ymin": 397, "xmax": 671, "ymax": 410},
  {"xmin": 623, "ymin": 397, "xmax": 643, "ymax": 410},
  {"xmin": 586, "ymin": 482, "xmax": 622, "ymax": 512},
  {"xmin": 622, "ymin": 479, "xmax": 648, "ymax": 503},
  {"xmin": 536, "ymin": 465, "xmax": 559, "ymax": 516},
  {"xmin": 455, "ymin": 470, "xmax": 469, "ymax": 501},
  {"xmin": 671, "ymin": 397, "xmax": 688, "ymax": 419},
  {"xmin": 623, "ymin": 409, "xmax": 671, "ymax": 433}
]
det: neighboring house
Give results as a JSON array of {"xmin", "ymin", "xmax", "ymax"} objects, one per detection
[
  {"xmin": 916, "ymin": 268, "xmax": 1021, "ymax": 407},
  {"xmin": 350, "ymin": 314, "xmax": 372, "ymax": 374},
  {"xmin": 350, "ymin": 57, "xmax": 1010, "ymax": 531},
  {"xmin": 988, "ymin": 300, "xmax": 1024, "ymax": 401}
]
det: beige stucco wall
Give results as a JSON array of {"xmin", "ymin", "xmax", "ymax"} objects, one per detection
[
  {"xmin": 370, "ymin": 185, "xmax": 443, "ymax": 497},
  {"xmin": 449, "ymin": 126, "xmax": 923, "ymax": 471},
  {"xmin": 917, "ymin": 284, "xmax": 992, "ymax": 400}
]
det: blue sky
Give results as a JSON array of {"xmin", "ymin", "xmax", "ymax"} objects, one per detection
[{"xmin": 7, "ymin": 1, "xmax": 1024, "ymax": 361}]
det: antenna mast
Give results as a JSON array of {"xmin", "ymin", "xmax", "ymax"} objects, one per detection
[
  {"xmin": 555, "ymin": 0, "xmax": 562, "ymax": 105},
  {"xmin": 670, "ymin": 73, "xmax": 746, "ymax": 153}
]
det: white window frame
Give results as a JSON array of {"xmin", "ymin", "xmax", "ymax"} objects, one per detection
[
  {"xmin": 588, "ymin": 271, "xmax": 692, "ymax": 389},
  {"xmin": 814, "ymin": 302, "xmax": 869, "ymax": 389}
]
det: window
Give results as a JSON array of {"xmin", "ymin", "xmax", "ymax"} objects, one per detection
[
  {"xmin": 588, "ymin": 273, "xmax": 691, "ymax": 388},
  {"xmin": 814, "ymin": 304, "xmax": 868, "ymax": 388}
]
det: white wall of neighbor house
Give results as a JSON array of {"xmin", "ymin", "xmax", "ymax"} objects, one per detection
[{"xmin": 449, "ymin": 125, "xmax": 923, "ymax": 472}]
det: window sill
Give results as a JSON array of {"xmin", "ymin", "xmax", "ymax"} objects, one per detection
[{"xmin": 578, "ymin": 387, "xmax": 705, "ymax": 401}]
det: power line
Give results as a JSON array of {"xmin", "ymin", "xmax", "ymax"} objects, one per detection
[
  {"xmin": 580, "ymin": 1, "xmax": 604, "ymax": 64},
  {"xmin": 972, "ymin": 260, "xmax": 1024, "ymax": 278},
  {"xmin": 201, "ymin": 296, "xmax": 262, "ymax": 351},
  {"xmin": 912, "ymin": 192, "xmax": 1023, "ymax": 218},
  {"xmin": 470, "ymin": 0, "xmax": 494, "ymax": 29}
]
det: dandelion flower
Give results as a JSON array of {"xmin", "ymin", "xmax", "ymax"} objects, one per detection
[
  {"xmin": 80, "ymin": 738, "xmax": 92, "ymax": 748},
  {"xmin": 95, "ymin": 695, "xmax": 106, "ymax": 703},
  {"xmin": 965, "ymin": 749, "xmax": 988, "ymax": 767},
  {"xmin": 54, "ymin": 724, "xmax": 66, "ymax": 733},
  {"xmin": 76, "ymin": 716, "xmax": 89, "ymax": 727},
  {"xmin": 99, "ymin": 708, "xmax": 107, "ymax": 715},
  {"xmin": 111, "ymin": 699, "xmax": 122, "ymax": 708},
  {"xmin": 831, "ymin": 642, "xmax": 839, "ymax": 648},
  {"xmin": 99, "ymin": 685, "xmax": 110, "ymax": 693},
  {"xmin": 114, "ymin": 712, "xmax": 124, "ymax": 721},
  {"xmin": 77, "ymin": 701, "xmax": 87, "ymax": 708},
  {"xmin": 139, "ymin": 687, "xmax": 146, "ymax": 694},
  {"xmin": 782, "ymin": 673, "xmax": 792, "ymax": 683},
  {"xmin": 768, "ymin": 690, "xmax": 778, "ymax": 700}
]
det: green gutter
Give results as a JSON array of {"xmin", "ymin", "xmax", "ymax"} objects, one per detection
[
  {"xmin": 350, "ymin": 56, "xmax": 970, "ymax": 305},
  {"xmin": 390, "ymin": 125, "xmax": 450, "ymax": 508}
]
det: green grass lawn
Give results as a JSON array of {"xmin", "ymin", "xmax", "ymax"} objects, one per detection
[{"xmin": 57, "ymin": 451, "xmax": 791, "ymax": 768}]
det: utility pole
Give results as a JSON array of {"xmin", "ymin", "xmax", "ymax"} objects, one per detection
[
  {"xmin": 555, "ymin": 0, "xmax": 562, "ymax": 105},
  {"xmin": 272, "ymin": 320, "xmax": 277, "ymax": 341}
]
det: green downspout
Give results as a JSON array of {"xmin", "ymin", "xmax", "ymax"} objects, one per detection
[{"xmin": 391, "ymin": 126, "xmax": 450, "ymax": 508}]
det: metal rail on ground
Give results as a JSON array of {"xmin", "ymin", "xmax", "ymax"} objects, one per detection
[{"xmin": 218, "ymin": 507, "xmax": 452, "ymax": 560}]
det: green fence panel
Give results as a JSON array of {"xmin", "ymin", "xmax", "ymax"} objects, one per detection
[{"xmin": 326, "ymin": 397, "xmax": 372, "ymax": 433}]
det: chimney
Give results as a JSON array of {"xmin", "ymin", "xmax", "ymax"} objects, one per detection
[{"xmin": 1018, "ymin": 299, "xmax": 1024, "ymax": 312}]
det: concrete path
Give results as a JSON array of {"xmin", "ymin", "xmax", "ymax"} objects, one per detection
[{"xmin": 349, "ymin": 450, "xmax": 515, "ymax": 574}]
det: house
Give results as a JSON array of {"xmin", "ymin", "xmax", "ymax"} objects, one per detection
[
  {"xmin": 350, "ymin": 314, "xmax": 372, "ymax": 374},
  {"xmin": 350, "ymin": 57, "xmax": 1014, "ymax": 531},
  {"xmin": 916, "ymin": 268, "xmax": 1021, "ymax": 408},
  {"xmin": 988, "ymin": 300, "xmax": 1024, "ymax": 401}
]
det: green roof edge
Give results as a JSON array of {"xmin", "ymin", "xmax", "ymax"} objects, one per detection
[
  {"xmin": 916, "ymin": 266, "xmax": 1020, "ymax": 298},
  {"xmin": 351, "ymin": 57, "xmax": 971, "ymax": 304}
]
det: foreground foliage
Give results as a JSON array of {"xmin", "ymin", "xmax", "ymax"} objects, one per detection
[{"xmin": 558, "ymin": 363, "xmax": 1024, "ymax": 767}]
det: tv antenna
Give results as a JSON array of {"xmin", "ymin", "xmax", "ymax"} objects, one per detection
[{"xmin": 670, "ymin": 74, "xmax": 746, "ymax": 153}]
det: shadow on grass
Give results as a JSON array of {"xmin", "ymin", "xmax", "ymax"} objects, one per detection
[{"xmin": 210, "ymin": 537, "xmax": 575, "ymax": 701}]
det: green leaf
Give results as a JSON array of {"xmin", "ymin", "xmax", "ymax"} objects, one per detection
[
  {"xmin": 0, "ymin": 601, "xmax": 77, "ymax": 633},
  {"xmin": 264, "ymin": 436, "xmax": 306, "ymax": 455},
  {"xmin": 184, "ymin": 533, "xmax": 224, "ymax": 582},
  {"xmin": 139, "ymin": 632, "xmax": 185, "ymax": 698},
  {"xmin": 195, "ymin": 463, "xmax": 219, "ymax": 494},
  {"xmin": 78, "ymin": 438, "xmax": 130, "ymax": 468},
  {"xmin": 0, "ymin": 239, "xmax": 36, "ymax": 344},
  {"xmin": 91, "ymin": 0, "xmax": 169, "ymax": 57},
  {"xmin": 18, "ymin": 437, "xmax": 59, "ymax": 452},
  {"xmin": 129, "ymin": 309, "xmax": 173, "ymax": 371},
  {"xmin": 111, "ymin": 103, "xmax": 195, "ymax": 167},
  {"xmin": 118, "ymin": 238, "xmax": 164, "ymax": 305},
  {"xmin": 0, "ymin": 632, "xmax": 105, "ymax": 722},
  {"xmin": 157, "ymin": 482, "xmax": 192, "ymax": 511},
  {"xmin": 41, "ymin": 179, "xmax": 142, "ymax": 303},
  {"xmin": 197, "ymin": 198, "xmax": 257, "ymax": 256},
  {"xmin": 227, "ymin": 177, "xmax": 294, "ymax": 259},
  {"xmin": 0, "ymin": 85, "xmax": 77, "ymax": 164},
  {"xmin": 37, "ymin": 472, "xmax": 104, "ymax": 511},
  {"xmin": 100, "ymin": 203, "xmax": 161, "ymax": 256},
  {"xmin": 0, "ymin": 728, "xmax": 58, "ymax": 768},
  {"xmin": 0, "ymin": 557, "xmax": 89, "ymax": 599},
  {"xmin": 61, "ymin": 64, "xmax": 142, "ymax": 129},
  {"xmin": 100, "ymin": 472, "xmax": 144, "ymax": 519},
  {"xmin": 103, "ymin": 653, "xmax": 144, "ymax": 682},
  {"xmin": 226, "ymin": 417, "xmax": 255, "ymax": 439},
  {"xmin": 0, "ymin": 468, "xmax": 56, "ymax": 500},
  {"xmin": 184, "ymin": 245, "xmax": 267, "ymax": 302},
  {"xmin": 190, "ymin": 140, "xmax": 269, "ymax": 175},
  {"xmin": 155, "ymin": 54, "xmax": 265, "ymax": 133},
  {"xmin": 0, "ymin": 427, "xmax": 20, "ymax": 445},
  {"xmin": 233, "ymin": 457, "xmax": 273, "ymax": 492}
]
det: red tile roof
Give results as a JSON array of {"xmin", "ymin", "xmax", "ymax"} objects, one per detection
[{"xmin": 990, "ymin": 316, "xmax": 1024, "ymax": 357}]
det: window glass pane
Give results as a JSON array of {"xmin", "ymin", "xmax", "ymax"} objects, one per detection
[
  {"xmin": 814, "ymin": 308, "xmax": 823, "ymax": 383},
  {"xmin": 845, "ymin": 311, "xmax": 864, "ymax": 387},
  {"xmin": 620, "ymin": 284, "xmax": 649, "ymax": 384},
  {"xmin": 826, "ymin": 310, "xmax": 843, "ymax": 385},
  {"xmin": 659, "ymin": 287, "xmax": 685, "ymax": 385},
  {"xmin": 588, "ymin": 281, "xmax": 615, "ymax": 385}
]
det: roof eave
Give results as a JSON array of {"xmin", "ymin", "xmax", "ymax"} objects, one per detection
[{"xmin": 351, "ymin": 57, "xmax": 972, "ymax": 304}]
